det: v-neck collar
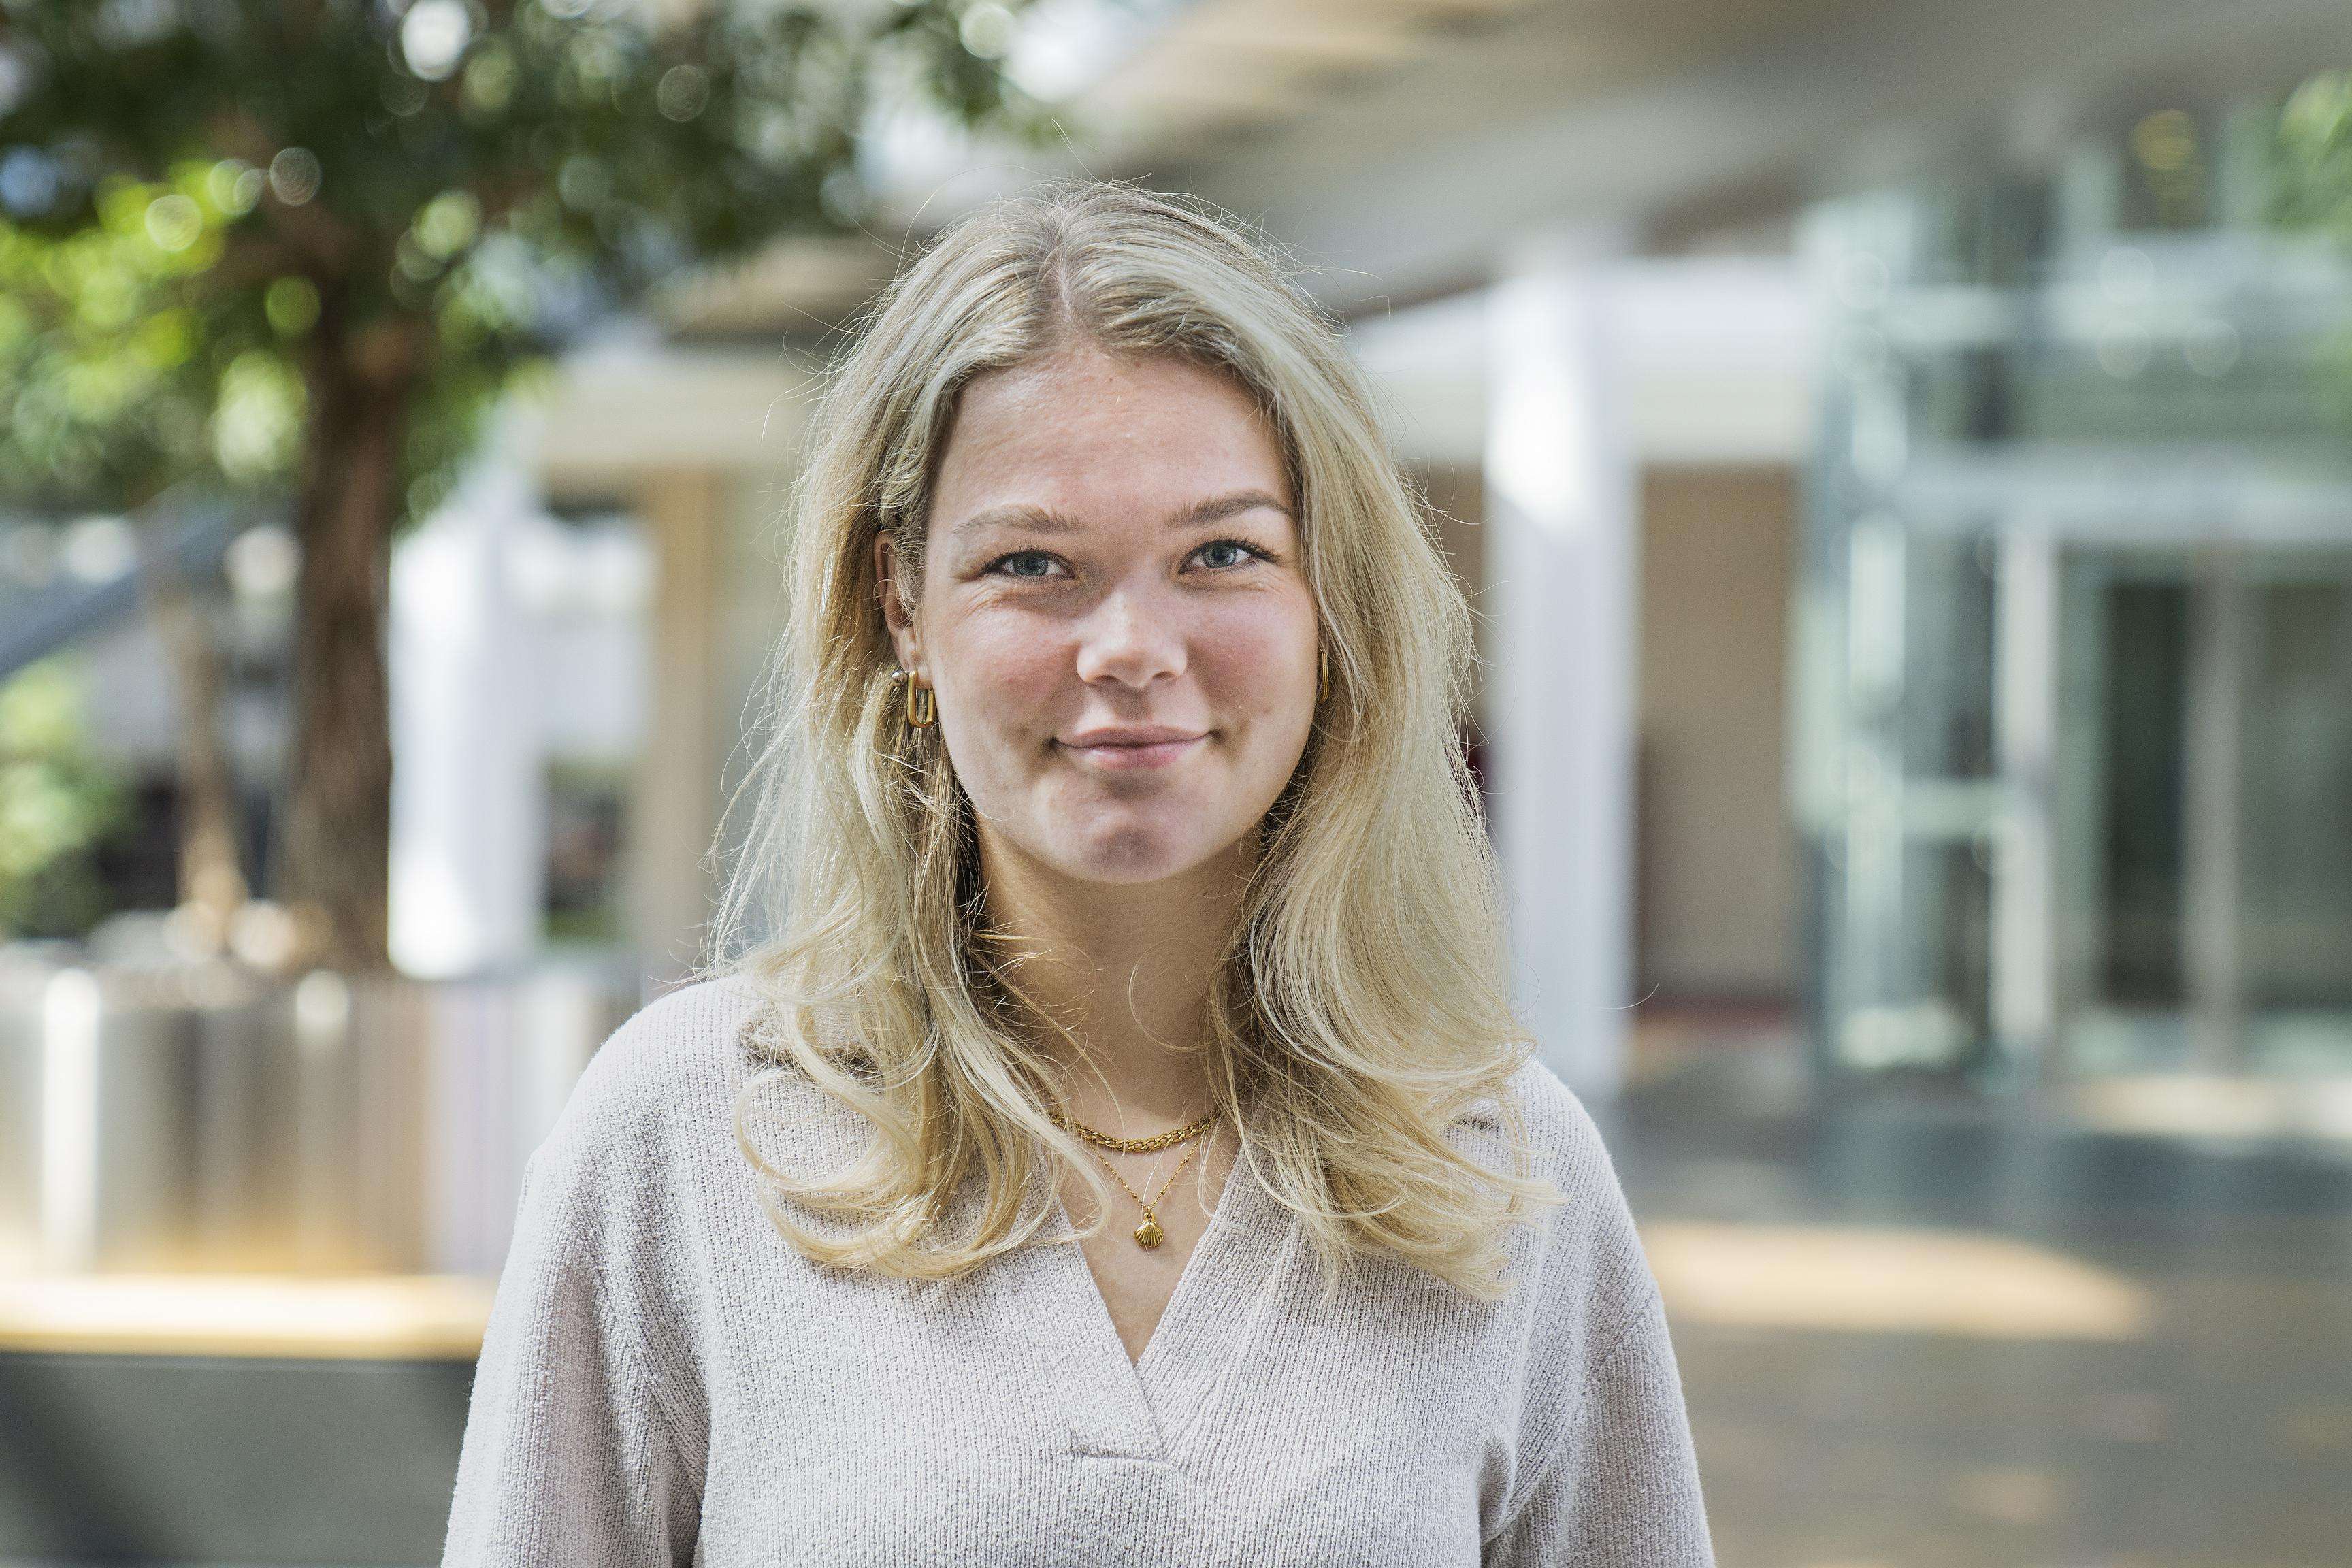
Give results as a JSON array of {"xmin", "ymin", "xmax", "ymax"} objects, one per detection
[{"xmin": 1019, "ymin": 1113, "xmax": 1300, "ymax": 1466}]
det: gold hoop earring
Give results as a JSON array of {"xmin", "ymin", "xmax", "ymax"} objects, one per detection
[
  {"xmin": 892, "ymin": 668, "xmax": 936, "ymax": 729},
  {"xmin": 1318, "ymin": 645, "xmax": 1331, "ymax": 705}
]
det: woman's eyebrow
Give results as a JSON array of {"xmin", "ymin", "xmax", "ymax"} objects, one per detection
[
  {"xmin": 1171, "ymin": 489, "xmax": 1294, "ymax": 527},
  {"xmin": 951, "ymin": 502, "xmax": 1082, "ymax": 540},
  {"xmin": 950, "ymin": 490, "xmax": 1292, "ymax": 540}
]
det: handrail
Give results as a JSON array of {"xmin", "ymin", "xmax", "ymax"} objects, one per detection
[{"xmin": 0, "ymin": 492, "xmax": 274, "ymax": 683}]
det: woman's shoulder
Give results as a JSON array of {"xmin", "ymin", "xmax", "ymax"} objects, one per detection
[
  {"xmin": 525, "ymin": 973, "xmax": 783, "ymax": 1196},
  {"xmin": 1450, "ymin": 1054, "xmax": 1622, "ymax": 1198},
  {"xmin": 564, "ymin": 971, "xmax": 761, "ymax": 1108},
  {"xmin": 532, "ymin": 971, "xmax": 877, "ymax": 1192}
]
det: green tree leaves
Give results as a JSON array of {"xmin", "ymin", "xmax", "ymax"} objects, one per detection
[{"xmin": 0, "ymin": 656, "xmax": 127, "ymax": 941}]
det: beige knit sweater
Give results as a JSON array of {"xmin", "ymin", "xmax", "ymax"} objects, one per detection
[{"xmin": 440, "ymin": 975, "xmax": 1714, "ymax": 1566}]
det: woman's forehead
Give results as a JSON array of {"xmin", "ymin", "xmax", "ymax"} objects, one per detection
[{"xmin": 934, "ymin": 351, "xmax": 1291, "ymax": 519}]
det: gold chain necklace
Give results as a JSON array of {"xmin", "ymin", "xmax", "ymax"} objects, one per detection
[
  {"xmin": 1044, "ymin": 1105, "xmax": 1220, "ymax": 1154},
  {"xmin": 1068, "ymin": 1122, "xmax": 1215, "ymax": 1249}
]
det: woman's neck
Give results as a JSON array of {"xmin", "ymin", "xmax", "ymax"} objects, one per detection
[{"xmin": 977, "ymin": 829, "xmax": 1248, "ymax": 1132}]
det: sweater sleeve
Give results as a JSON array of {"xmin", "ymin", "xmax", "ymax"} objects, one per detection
[
  {"xmin": 1480, "ymin": 1288, "xmax": 1713, "ymax": 1567},
  {"xmin": 1480, "ymin": 1064, "xmax": 1714, "ymax": 1567},
  {"xmin": 440, "ymin": 1144, "xmax": 705, "ymax": 1566}
]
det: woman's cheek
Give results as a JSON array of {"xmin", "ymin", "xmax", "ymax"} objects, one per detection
[
  {"xmin": 954, "ymin": 615, "xmax": 1069, "ymax": 719},
  {"xmin": 1200, "ymin": 605, "xmax": 1315, "ymax": 709}
]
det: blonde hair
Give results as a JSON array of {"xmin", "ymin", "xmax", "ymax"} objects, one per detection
[{"xmin": 706, "ymin": 180, "xmax": 1560, "ymax": 1301}]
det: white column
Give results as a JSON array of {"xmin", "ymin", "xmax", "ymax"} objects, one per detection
[
  {"xmin": 39, "ymin": 968, "xmax": 101, "ymax": 1272},
  {"xmin": 388, "ymin": 416, "xmax": 549, "ymax": 977},
  {"xmin": 630, "ymin": 470, "xmax": 725, "ymax": 985},
  {"xmin": 1484, "ymin": 232, "xmax": 1639, "ymax": 1100},
  {"xmin": 1992, "ymin": 527, "xmax": 2059, "ymax": 1077}
]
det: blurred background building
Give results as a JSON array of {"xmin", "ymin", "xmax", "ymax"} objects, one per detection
[{"xmin": 3, "ymin": 0, "xmax": 2350, "ymax": 1563}]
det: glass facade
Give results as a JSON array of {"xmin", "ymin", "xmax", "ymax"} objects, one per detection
[{"xmin": 1798, "ymin": 102, "xmax": 2352, "ymax": 1083}]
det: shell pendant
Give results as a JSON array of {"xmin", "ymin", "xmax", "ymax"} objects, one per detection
[{"xmin": 1132, "ymin": 1216, "xmax": 1165, "ymax": 1248}]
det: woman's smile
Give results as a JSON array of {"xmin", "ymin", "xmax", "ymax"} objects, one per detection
[{"xmin": 1056, "ymin": 725, "xmax": 1210, "ymax": 772}]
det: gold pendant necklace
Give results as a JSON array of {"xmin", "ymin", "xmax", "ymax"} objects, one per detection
[{"xmin": 1054, "ymin": 1108, "xmax": 1219, "ymax": 1248}]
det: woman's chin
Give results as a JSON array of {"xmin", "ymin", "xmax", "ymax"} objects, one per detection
[
  {"xmin": 1059, "ymin": 850, "xmax": 1197, "ymax": 887},
  {"xmin": 1048, "ymin": 825, "xmax": 1228, "ymax": 887}
]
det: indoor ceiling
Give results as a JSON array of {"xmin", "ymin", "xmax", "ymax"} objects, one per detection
[
  {"xmin": 664, "ymin": 0, "xmax": 1852, "ymax": 335},
  {"xmin": 1065, "ymin": 0, "xmax": 1850, "ymax": 167},
  {"xmin": 662, "ymin": 0, "xmax": 2352, "ymax": 331}
]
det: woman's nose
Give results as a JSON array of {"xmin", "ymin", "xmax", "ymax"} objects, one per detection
[{"xmin": 1071, "ymin": 588, "xmax": 1187, "ymax": 691}]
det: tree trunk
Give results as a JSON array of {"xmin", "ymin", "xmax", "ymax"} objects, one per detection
[
  {"xmin": 137, "ymin": 536, "xmax": 249, "ymax": 950},
  {"xmin": 282, "ymin": 310, "xmax": 414, "ymax": 973}
]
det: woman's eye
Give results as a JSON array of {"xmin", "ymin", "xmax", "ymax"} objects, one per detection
[
  {"xmin": 985, "ymin": 541, "xmax": 1264, "ymax": 578},
  {"xmin": 992, "ymin": 551, "xmax": 1062, "ymax": 578}
]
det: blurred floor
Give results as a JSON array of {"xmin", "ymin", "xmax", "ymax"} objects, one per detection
[
  {"xmin": 1615, "ymin": 1011, "xmax": 2352, "ymax": 1568},
  {"xmin": 0, "ymin": 1352, "xmax": 472, "ymax": 1564}
]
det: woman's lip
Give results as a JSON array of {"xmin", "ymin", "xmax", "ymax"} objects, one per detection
[{"xmin": 1056, "ymin": 735, "xmax": 1205, "ymax": 770}]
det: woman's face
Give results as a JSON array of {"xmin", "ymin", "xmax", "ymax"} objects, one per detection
[{"xmin": 879, "ymin": 345, "xmax": 1321, "ymax": 889}]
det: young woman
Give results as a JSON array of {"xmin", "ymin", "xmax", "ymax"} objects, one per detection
[{"xmin": 442, "ymin": 181, "xmax": 1712, "ymax": 1566}]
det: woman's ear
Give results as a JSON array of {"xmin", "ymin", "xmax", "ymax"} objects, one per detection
[{"xmin": 873, "ymin": 532, "xmax": 921, "ymax": 668}]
